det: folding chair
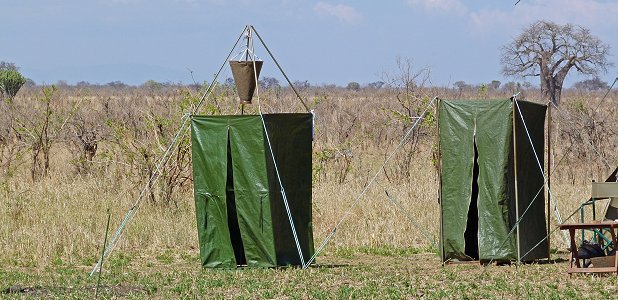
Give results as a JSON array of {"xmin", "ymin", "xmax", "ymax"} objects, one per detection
[{"xmin": 579, "ymin": 167, "xmax": 618, "ymax": 254}]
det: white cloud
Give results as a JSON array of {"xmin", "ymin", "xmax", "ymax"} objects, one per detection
[
  {"xmin": 469, "ymin": 0, "xmax": 618, "ymax": 35},
  {"xmin": 406, "ymin": 0, "xmax": 618, "ymax": 36},
  {"xmin": 107, "ymin": 0, "xmax": 143, "ymax": 4},
  {"xmin": 107, "ymin": 0, "xmax": 223, "ymax": 4},
  {"xmin": 314, "ymin": 2, "xmax": 363, "ymax": 24},
  {"xmin": 406, "ymin": 0, "xmax": 467, "ymax": 15}
]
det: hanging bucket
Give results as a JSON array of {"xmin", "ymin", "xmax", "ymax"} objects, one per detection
[{"xmin": 229, "ymin": 60, "xmax": 263, "ymax": 104}]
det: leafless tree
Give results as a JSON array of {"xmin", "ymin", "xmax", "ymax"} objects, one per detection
[
  {"xmin": 501, "ymin": 20, "xmax": 612, "ymax": 105},
  {"xmin": 14, "ymin": 86, "xmax": 61, "ymax": 181},
  {"xmin": 381, "ymin": 57, "xmax": 432, "ymax": 181}
]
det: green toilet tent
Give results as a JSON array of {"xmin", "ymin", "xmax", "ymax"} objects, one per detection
[
  {"xmin": 191, "ymin": 113, "xmax": 315, "ymax": 268},
  {"xmin": 439, "ymin": 99, "xmax": 549, "ymax": 262}
]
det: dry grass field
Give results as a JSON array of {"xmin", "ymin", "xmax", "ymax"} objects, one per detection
[{"xmin": 0, "ymin": 83, "xmax": 616, "ymax": 298}]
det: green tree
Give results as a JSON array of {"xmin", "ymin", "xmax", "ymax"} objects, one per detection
[
  {"xmin": 573, "ymin": 77, "xmax": 609, "ymax": 91},
  {"xmin": 453, "ymin": 81, "xmax": 470, "ymax": 91},
  {"xmin": 0, "ymin": 61, "xmax": 17, "ymax": 71},
  {"xmin": 346, "ymin": 81, "xmax": 360, "ymax": 91},
  {"xmin": 489, "ymin": 80, "xmax": 501, "ymax": 90},
  {"xmin": 0, "ymin": 69, "xmax": 26, "ymax": 102}
]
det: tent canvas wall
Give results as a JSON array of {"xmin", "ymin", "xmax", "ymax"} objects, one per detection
[
  {"xmin": 439, "ymin": 99, "xmax": 549, "ymax": 262},
  {"xmin": 191, "ymin": 113, "xmax": 314, "ymax": 268}
]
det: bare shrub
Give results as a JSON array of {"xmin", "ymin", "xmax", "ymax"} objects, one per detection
[{"xmin": 380, "ymin": 58, "xmax": 433, "ymax": 182}]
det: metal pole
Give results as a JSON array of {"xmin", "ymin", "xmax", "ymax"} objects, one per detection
[
  {"xmin": 436, "ymin": 99, "xmax": 445, "ymax": 263},
  {"xmin": 546, "ymin": 101, "xmax": 552, "ymax": 262},
  {"xmin": 512, "ymin": 99, "xmax": 521, "ymax": 262},
  {"xmin": 250, "ymin": 26, "xmax": 311, "ymax": 112},
  {"xmin": 241, "ymin": 26, "xmax": 251, "ymax": 116},
  {"xmin": 95, "ymin": 209, "xmax": 111, "ymax": 298}
]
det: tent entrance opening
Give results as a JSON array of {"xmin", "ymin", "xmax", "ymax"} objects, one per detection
[
  {"xmin": 464, "ymin": 141, "xmax": 480, "ymax": 260},
  {"xmin": 225, "ymin": 136, "xmax": 247, "ymax": 265}
]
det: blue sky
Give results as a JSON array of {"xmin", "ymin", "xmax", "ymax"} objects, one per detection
[{"xmin": 2, "ymin": 0, "xmax": 618, "ymax": 87}]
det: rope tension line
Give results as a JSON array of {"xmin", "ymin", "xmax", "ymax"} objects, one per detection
[
  {"xmin": 549, "ymin": 101, "xmax": 613, "ymax": 169},
  {"xmin": 384, "ymin": 189, "xmax": 438, "ymax": 248},
  {"xmin": 514, "ymin": 98, "xmax": 568, "ymax": 244},
  {"xmin": 259, "ymin": 112, "xmax": 307, "ymax": 267},
  {"xmin": 251, "ymin": 26, "xmax": 310, "ymax": 113},
  {"xmin": 303, "ymin": 97, "xmax": 438, "ymax": 268},
  {"xmin": 590, "ymin": 76, "xmax": 617, "ymax": 121},
  {"xmin": 484, "ymin": 96, "xmax": 575, "ymax": 267},
  {"xmin": 518, "ymin": 204, "xmax": 593, "ymax": 264},
  {"xmin": 89, "ymin": 26, "xmax": 248, "ymax": 276},
  {"xmin": 248, "ymin": 25, "xmax": 307, "ymax": 267},
  {"xmin": 535, "ymin": 77, "xmax": 617, "ymax": 184},
  {"xmin": 500, "ymin": 76, "xmax": 618, "ymax": 264}
]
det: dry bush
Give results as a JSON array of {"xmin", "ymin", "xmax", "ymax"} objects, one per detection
[{"xmin": 0, "ymin": 82, "xmax": 616, "ymax": 267}]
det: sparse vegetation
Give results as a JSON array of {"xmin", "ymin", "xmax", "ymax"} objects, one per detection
[
  {"xmin": 0, "ymin": 79, "xmax": 616, "ymax": 298},
  {"xmin": 4, "ymin": 252, "xmax": 618, "ymax": 299}
]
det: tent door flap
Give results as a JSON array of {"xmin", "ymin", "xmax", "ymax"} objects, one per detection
[
  {"xmin": 464, "ymin": 139, "xmax": 480, "ymax": 260},
  {"xmin": 226, "ymin": 131, "xmax": 247, "ymax": 266}
]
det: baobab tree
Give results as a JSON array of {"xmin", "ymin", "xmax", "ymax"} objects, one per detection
[{"xmin": 501, "ymin": 20, "xmax": 612, "ymax": 105}]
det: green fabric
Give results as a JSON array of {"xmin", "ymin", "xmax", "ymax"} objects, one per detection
[
  {"xmin": 474, "ymin": 100, "xmax": 516, "ymax": 261},
  {"xmin": 513, "ymin": 101, "xmax": 548, "ymax": 261},
  {"xmin": 439, "ymin": 99, "xmax": 547, "ymax": 262},
  {"xmin": 228, "ymin": 116, "xmax": 276, "ymax": 267},
  {"xmin": 438, "ymin": 100, "xmax": 476, "ymax": 261},
  {"xmin": 191, "ymin": 113, "xmax": 314, "ymax": 268},
  {"xmin": 262, "ymin": 114, "xmax": 315, "ymax": 265},
  {"xmin": 439, "ymin": 100, "xmax": 516, "ymax": 261},
  {"xmin": 191, "ymin": 117, "xmax": 237, "ymax": 268}
]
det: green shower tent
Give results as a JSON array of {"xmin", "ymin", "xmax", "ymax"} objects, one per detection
[
  {"xmin": 191, "ymin": 113, "xmax": 314, "ymax": 268},
  {"xmin": 439, "ymin": 99, "xmax": 549, "ymax": 262}
]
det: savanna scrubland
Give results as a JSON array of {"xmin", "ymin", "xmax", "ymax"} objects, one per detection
[{"xmin": 1, "ymin": 78, "xmax": 616, "ymax": 298}]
